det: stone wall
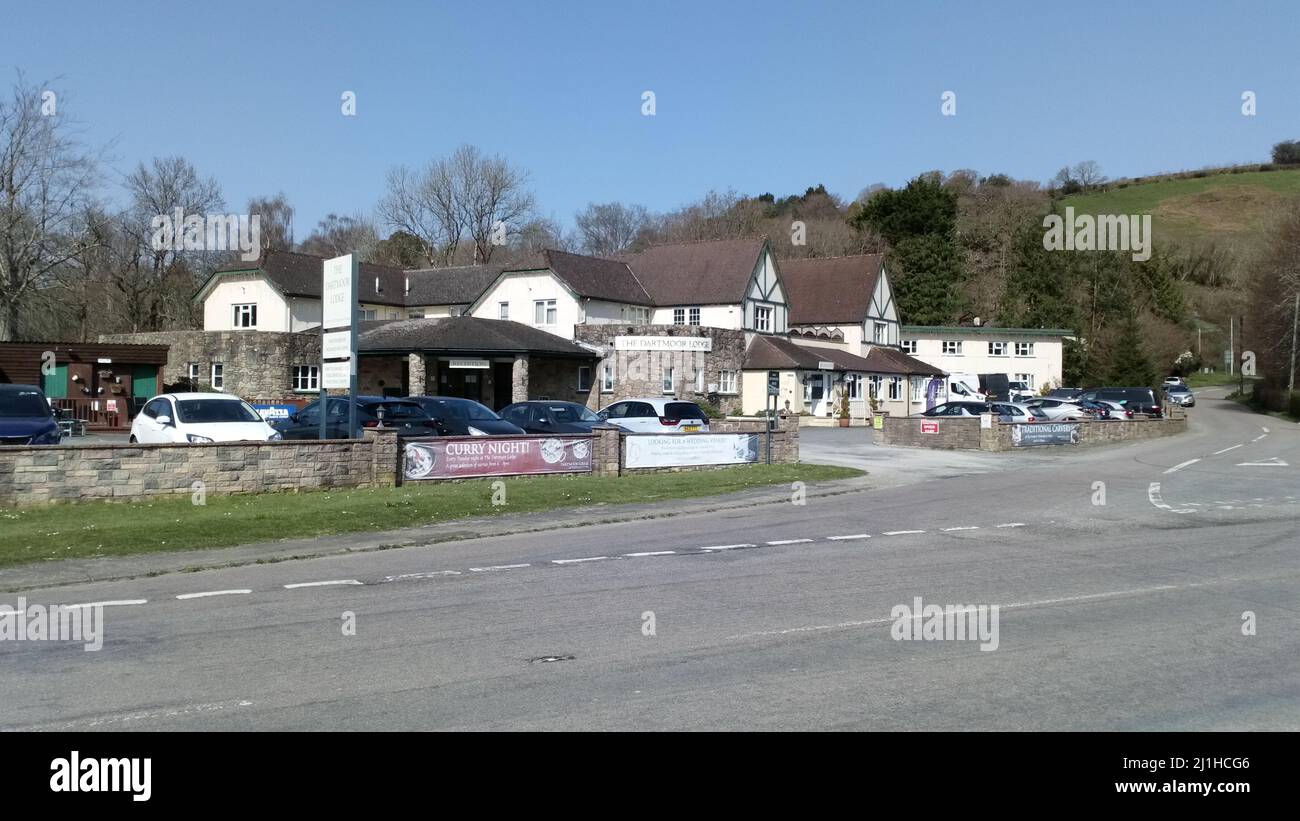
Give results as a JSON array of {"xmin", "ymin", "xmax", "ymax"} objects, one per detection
[
  {"xmin": 100, "ymin": 330, "xmax": 320, "ymax": 402},
  {"xmin": 880, "ymin": 416, "xmax": 1188, "ymax": 451},
  {"xmin": 574, "ymin": 324, "xmax": 747, "ymax": 415},
  {"xmin": 0, "ymin": 430, "xmax": 398, "ymax": 507}
]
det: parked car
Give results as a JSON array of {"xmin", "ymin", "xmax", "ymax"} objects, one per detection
[
  {"xmin": 1046, "ymin": 387, "xmax": 1084, "ymax": 400},
  {"xmin": 1023, "ymin": 397, "xmax": 1093, "ymax": 420},
  {"xmin": 131, "ymin": 393, "xmax": 281, "ymax": 444},
  {"xmin": 405, "ymin": 396, "xmax": 525, "ymax": 436},
  {"xmin": 501, "ymin": 400, "xmax": 603, "ymax": 433},
  {"xmin": 988, "ymin": 402, "xmax": 1047, "ymax": 423},
  {"xmin": 915, "ymin": 401, "xmax": 990, "ymax": 418},
  {"xmin": 1078, "ymin": 387, "xmax": 1163, "ymax": 417},
  {"xmin": 1164, "ymin": 384, "xmax": 1195, "ymax": 407},
  {"xmin": 1094, "ymin": 398, "xmax": 1133, "ymax": 419},
  {"xmin": 0, "ymin": 384, "xmax": 62, "ymax": 446},
  {"xmin": 274, "ymin": 396, "xmax": 438, "ymax": 440},
  {"xmin": 1162, "ymin": 376, "xmax": 1187, "ymax": 388},
  {"xmin": 1007, "ymin": 381, "xmax": 1036, "ymax": 402},
  {"xmin": 597, "ymin": 398, "xmax": 711, "ymax": 432},
  {"xmin": 1074, "ymin": 398, "xmax": 1115, "ymax": 419}
]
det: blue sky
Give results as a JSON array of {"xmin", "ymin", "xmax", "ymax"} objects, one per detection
[{"xmin": 4, "ymin": 0, "xmax": 1297, "ymax": 236}]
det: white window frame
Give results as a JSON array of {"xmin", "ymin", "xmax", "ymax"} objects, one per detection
[
  {"xmin": 627, "ymin": 306, "xmax": 649, "ymax": 324},
  {"xmin": 910, "ymin": 376, "xmax": 927, "ymax": 402},
  {"xmin": 187, "ymin": 362, "xmax": 200, "ymax": 382},
  {"xmin": 534, "ymin": 299, "xmax": 557, "ymax": 325},
  {"xmin": 210, "ymin": 363, "xmax": 224, "ymax": 391},
  {"xmin": 719, "ymin": 370, "xmax": 737, "ymax": 394},
  {"xmin": 1015, "ymin": 341, "xmax": 1035, "ymax": 357},
  {"xmin": 888, "ymin": 376, "xmax": 902, "ymax": 401},
  {"xmin": 601, "ymin": 364, "xmax": 614, "ymax": 393},
  {"xmin": 755, "ymin": 305, "xmax": 773, "ymax": 332},
  {"xmin": 673, "ymin": 308, "xmax": 686, "ymax": 325},
  {"xmin": 292, "ymin": 365, "xmax": 319, "ymax": 392},
  {"xmin": 989, "ymin": 341, "xmax": 1007, "ymax": 357},
  {"xmin": 232, "ymin": 303, "xmax": 257, "ymax": 328},
  {"xmin": 902, "ymin": 340, "xmax": 917, "ymax": 354},
  {"xmin": 694, "ymin": 368, "xmax": 705, "ymax": 393},
  {"xmin": 662, "ymin": 367, "xmax": 675, "ymax": 395},
  {"xmin": 1015, "ymin": 372, "xmax": 1036, "ymax": 389},
  {"xmin": 942, "ymin": 340, "xmax": 962, "ymax": 355},
  {"xmin": 688, "ymin": 307, "xmax": 701, "ymax": 326},
  {"xmin": 868, "ymin": 375, "xmax": 883, "ymax": 399},
  {"xmin": 360, "ymin": 309, "xmax": 377, "ymax": 321},
  {"xmin": 577, "ymin": 366, "xmax": 592, "ymax": 393},
  {"xmin": 873, "ymin": 323, "xmax": 887, "ymax": 344},
  {"xmin": 498, "ymin": 301, "xmax": 509, "ymax": 320},
  {"xmin": 845, "ymin": 374, "xmax": 862, "ymax": 400}
]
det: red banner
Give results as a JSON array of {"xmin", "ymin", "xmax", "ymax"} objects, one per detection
[{"xmin": 403, "ymin": 435, "xmax": 594, "ymax": 480}]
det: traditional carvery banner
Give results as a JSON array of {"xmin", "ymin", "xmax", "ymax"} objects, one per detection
[
  {"xmin": 403, "ymin": 435, "xmax": 593, "ymax": 480},
  {"xmin": 624, "ymin": 433, "xmax": 759, "ymax": 468},
  {"xmin": 1011, "ymin": 423, "xmax": 1080, "ymax": 447}
]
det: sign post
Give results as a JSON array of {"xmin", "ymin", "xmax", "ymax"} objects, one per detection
[
  {"xmin": 766, "ymin": 370, "xmax": 779, "ymax": 465},
  {"xmin": 321, "ymin": 254, "xmax": 359, "ymax": 439}
]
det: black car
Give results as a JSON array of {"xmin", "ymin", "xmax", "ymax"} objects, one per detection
[
  {"xmin": 1078, "ymin": 387, "xmax": 1163, "ymax": 417},
  {"xmin": 405, "ymin": 396, "xmax": 525, "ymax": 436},
  {"xmin": 500, "ymin": 400, "xmax": 603, "ymax": 434},
  {"xmin": 1046, "ymin": 387, "xmax": 1084, "ymax": 400},
  {"xmin": 0, "ymin": 384, "xmax": 61, "ymax": 446},
  {"xmin": 1073, "ymin": 398, "xmax": 1113, "ymax": 419},
  {"xmin": 273, "ymin": 396, "xmax": 438, "ymax": 439},
  {"xmin": 918, "ymin": 401, "xmax": 991, "ymax": 417}
]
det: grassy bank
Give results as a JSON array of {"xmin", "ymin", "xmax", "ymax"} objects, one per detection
[{"xmin": 0, "ymin": 463, "xmax": 862, "ymax": 569}]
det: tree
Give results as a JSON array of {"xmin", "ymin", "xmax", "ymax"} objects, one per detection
[
  {"xmin": 574, "ymin": 201, "xmax": 649, "ymax": 256},
  {"xmin": 888, "ymin": 234, "xmax": 966, "ymax": 325},
  {"xmin": 0, "ymin": 76, "xmax": 103, "ymax": 340},
  {"xmin": 246, "ymin": 192, "xmax": 294, "ymax": 252},
  {"xmin": 298, "ymin": 212, "xmax": 379, "ymax": 259},
  {"xmin": 849, "ymin": 175, "xmax": 957, "ymax": 245},
  {"xmin": 1272, "ymin": 140, "xmax": 1300, "ymax": 165},
  {"xmin": 372, "ymin": 230, "xmax": 428, "ymax": 269},
  {"xmin": 1106, "ymin": 315, "xmax": 1156, "ymax": 387}
]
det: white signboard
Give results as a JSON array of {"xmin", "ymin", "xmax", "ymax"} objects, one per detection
[
  {"xmin": 614, "ymin": 336, "xmax": 712, "ymax": 352},
  {"xmin": 323, "ymin": 330, "xmax": 353, "ymax": 361},
  {"xmin": 449, "ymin": 359, "xmax": 490, "ymax": 369},
  {"xmin": 818, "ymin": 361, "xmax": 834, "ymax": 370},
  {"xmin": 322, "ymin": 254, "xmax": 356, "ymax": 330},
  {"xmin": 624, "ymin": 433, "xmax": 759, "ymax": 468},
  {"xmin": 322, "ymin": 360, "xmax": 352, "ymax": 390}
]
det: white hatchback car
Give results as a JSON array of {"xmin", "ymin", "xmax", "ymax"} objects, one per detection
[
  {"xmin": 597, "ymin": 398, "xmax": 711, "ymax": 433},
  {"xmin": 129, "ymin": 393, "xmax": 282, "ymax": 444}
]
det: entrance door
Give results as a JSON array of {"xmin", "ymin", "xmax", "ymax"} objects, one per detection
[
  {"xmin": 804, "ymin": 373, "xmax": 832, "ymax": 416},
  {"xmin": 493, "ymin": 362, "xmax": 513, "ymax": 410}
]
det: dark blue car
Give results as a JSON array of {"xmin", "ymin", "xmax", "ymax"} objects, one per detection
[
  {"xmin": 272, "ymin": 396, "xmax": 439, "ymax": 439},
  {"xmin": 0, "ymin": 384, "xmax": 62, "ymax": 446}
]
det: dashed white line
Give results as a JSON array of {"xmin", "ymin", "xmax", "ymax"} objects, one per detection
[
  {"xmin": 995, "ymin": 523, "xmax": 1026, "ymax": 528},
  {"xmin": 826, "ymin": 534, "xmax": 871, "ymax": 541},
  {"xmin": 176, "ymin": 589, "xmax": 251, "ymax": 600},
  {"xmin": 469, "ymin": 564, "xmax": 531, "ymax": 572},
  {"xmin": 381, "ymin": 571, "xmax": 461, "ymax": 582},
  {"xmin": 941, "ymin": 526, "xmax": 980, "ymax": 532},
  {"xmin": 283, "ymin": 580, "xmax": 362, "ymax": 589},
  {"xmin": 58, "ymin": 599, "xmax": 148, "ymax": 609},
  {"xmin": 551, "ymin": 556, "xmax": 609, "ymax": 565},
  {"xmin": 1164, "ymin": 458, "xmax": 1200, "ymax": 474},
  {"xmin": 700, "ymin": 543, "xmax": 755, "ymax": 551},
  {"xmin": 766, "ymin": 538, "xmax": 813, "ymax": 545},
  {"xmin": 1252, "ymin": 434, "xmax": 1268, "ymax": 442},
  {"xmin": 1211, "ymin": 444, "xmax": 1242, "ymax": 455},
  {"xmin": 624, "ymin": 550, "xmax": 676, "ymax": 557},
  {"xmin": 882, "ymin": 530, "xmax": 925, "ymax": 536}
]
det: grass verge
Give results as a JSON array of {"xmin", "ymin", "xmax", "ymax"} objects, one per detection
[{"xmin": 0, "ymin": 463, "xmax": 862, "ymax": 569}]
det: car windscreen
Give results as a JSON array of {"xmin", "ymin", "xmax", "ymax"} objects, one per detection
[
  {"xmin": 665, "ymin": 402, "xmax": 708, "ymax": 420},
  {"xmin": 545, "ymin": 405, "xmax": 600, "ymax": 423},
  {"xmin": 367, "ymin": 402, "xmax": 428, "ymax": 420},
  {"xmin": 426, "ymin": 399, "xmax": 500, "ymax": 420},
  {"xmin": 176, "ymin": 399, "xmax": 261, "ymax": 423},
  {"xmin": 0, "ymin": 390, "xmax": 51, "ymax": 418}
]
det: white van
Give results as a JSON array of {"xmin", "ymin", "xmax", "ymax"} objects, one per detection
[{"xmin": 942, "ymin": 372, "xmax": 987, "ymax": 403}]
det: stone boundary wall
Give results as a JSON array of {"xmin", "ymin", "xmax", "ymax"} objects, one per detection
[{"xmin": 880, "ymin": 415, "xmax": 1187, "ymax": 451}]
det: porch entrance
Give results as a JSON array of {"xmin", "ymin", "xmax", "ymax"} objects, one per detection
[{"xmin": 803, "ymin": 372, "xmax": 833, "ymax": 416}]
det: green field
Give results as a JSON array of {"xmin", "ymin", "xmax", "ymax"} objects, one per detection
[
  {"xmin": 0, "ymin": 463, "xmax": 862, "ymax": 569},
  {"xmin": 1062, "ymin": 167, "xmax": 1300, "ymax": 253}
]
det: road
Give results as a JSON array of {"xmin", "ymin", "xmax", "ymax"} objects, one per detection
[{"xmin": 2, "ymin": 387, "xmax": 1297, "ymax": 730}]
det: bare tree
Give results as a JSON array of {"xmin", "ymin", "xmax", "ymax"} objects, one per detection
[
  {"xmin": 247, "ymin": 192, "xmax": 294, "ymax": 252},
  {"xmin": 378, "ymin": 163, "xmax": 462, "ymax": 265},
  {"xmin": 453, "ymin": 145, "xmax": 535, "ymax": 263},
  {"xmin": 1072, "ymin": 160, "xmax": 1107, "ymax": 190},
  {"xmin": 298, "ymin": 212, "xmax": 380, "ymax": 259},
  {"xmin": 0, "ymin": 76, "xmax": 103, "ymax": 340},
  {"xmin": 574, "ymin": 201, "xmax": 650, "ymax": 256}
]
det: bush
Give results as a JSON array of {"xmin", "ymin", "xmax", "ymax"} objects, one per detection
[{"xmin": 1272, "ymin": 140, "xmax": 1300, "ymax": 165}]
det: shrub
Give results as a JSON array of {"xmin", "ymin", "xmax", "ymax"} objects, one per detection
[{"xmin": 1271, "ymin": 140, "xmax": 1300, "ymax": 165}]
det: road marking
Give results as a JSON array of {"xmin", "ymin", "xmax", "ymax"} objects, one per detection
[
  {"xmin": 624, "ymin": 550, "xmax": 676, "ymax": 557},
  {"xmin": 766, "ymin": 538, "xmax": 813, "ymax": 545},
  {"xmin": 381, "ymin": 571, "xmax": 461, "ymax": 582},
  {"xmin": 700, "ymin": 543, "xmax": 755, "ymax": 551},
  {"xmin": 882, "ymin": 530, "xmax": 925, "ymax": 536},
  {"xmin": 176, "ymin": 589, "xmax": 251, "ymax": 600},
  {"xmin": 59, "ymin": 599, "xmax": 147, "ymax": 609},
  {"xmin": 551, "ymin": 556, "xmax": 609, "ymax": 564},
  {"xmin": 1149, "ymin": 482, "xmax": 1195, "ymax": 514},
  {"xmin": 826, "ymin": 534, "xmax": 871, "ymax": 541},
  {"xmin": 469, "ymin": 564, "xmax": 531, "ymax": 572},
  {"xmin": 1262, "ymin": 426, "xmax": 1270, "ymax": 433},
  {"xmin": 941, "ymin": 526, "xmax": 980, "ymax": 532},
  {"xmin": 1164, "ymin": 458, "xmax": 1200, "ymax": 474},
  {"xmin": 283, "ymin": 580, "xmax": 362, "ymax": 589},
  {"xmin": 1252, "ymin": 434, "xmax": 1267, "ymax": 442},
  {"xmin": 1237, "ymin": 457, "xmax": 1288, "ymax": 467},
  {"xmin": 19, "ymin": 698, "xmax": 256, "ymax": 732},
  {"xmin": 995, "ymin": 523, "xmax": 1026, "ymax": 528},
  {"xmin": 1211, "ymin": 444, "xmax": 1242, "ymax": 455}
]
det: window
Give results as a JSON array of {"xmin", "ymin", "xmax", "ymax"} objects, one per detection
[
  {"xmin": 755, "ymin": 305, "xmax": 772, "ymax": 332},
  {"xmin": 673, "ymin": 308, "xmax": 685, "ymax": 325},
  {"xmin": 719, "ymin": 370, "xmax": 737, "ymax": 394},
  {"xmin": 360, "ymin": 309, "xmax": 377, "ymax": 321},
  {"xmin": 911, "ymin": 376, "xmax": 927, "ymax": 402},
  {"xmin": 902, "ymin": 340, "xmax": 917, "ymax": 354},
  {"xmin": 187, "ymin": 363, "xmax": 200, "ymax": 382},
  {"xmin": 232, "ymin": 304, "xmax": 257, "ymax": 328},
  {"xmin": 873, "ymin": 323, "xmax": 887, "ymax": 344},
  {"xmin": 689, "ymin": 307, "xmax": 701, "ymax": 326},
  {"xmin": 628, "ymin": 306, "xmax": 649, "ymax": 323},
  {"xmin": 845, "ymin": 374, "xmax": 862, "ymax": 400},
  {"xmin": 408, "ymin": 310, "xmax": 425, "ymax": 319},
  {"xmin": 868, "ymin": 375, "xmax": 883, "ymax": 399},
  {"xmin": 989, "ymin": 341, "xmax": 1007, "ymax": 356},
  {"xmin": 601, "ymin": 365, "xmax": 614, "ymax": 393},
  {"xmin": 210, "ymin": 363, "xmax": 224, "ymax": 391},
  {"xmin": 1015, "ymin": 342, "xmax": 1035, "ymax": 356},
  {"xmin": 1015, "ymin": 373, "xmax": 1036, "ymax": 389},
  {"xmin": 694, "ymin": 368, "xmax": 705, "ymax": 393},
  {"xmin": 942, "ymin": 340, "xmax": 963, "ymax": 355},
  {"xmin": 534, "ymin": 299, "xmax": 557, "ymax": 325},
  {"xmin": 888, "ymin": 377, "xmax": 902, "ymax": 401},
  {"xmin": 498, "ymin": 301, "xmax": 509, "ymax": 320},
  {"xmin": 577, "ymin": 366, "xmax": 592, "ymax": 392},
  {"xmin": 662, "ymin": 367, "xmax": 675, "ymax": 394},
  {"xmin": 292, "ymin": 365, "xmax": 319, "ymax": 392}
]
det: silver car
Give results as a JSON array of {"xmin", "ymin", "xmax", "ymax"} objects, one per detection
[
  {"xmin": 1023, "ymin": 397, "xmax": 1092, "ymax": 421},
  {"xmin": 1164, "ymin": 385, "xmax": 1195, "ymax": 407}
]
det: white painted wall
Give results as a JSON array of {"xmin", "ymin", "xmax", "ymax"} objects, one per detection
[
  {"xmin": 649, "ymin": 304, "xmax": 740, "ymax": 329},
  {"xmin": 904, "ymin": 333, "xmax": 1065, "ymax": 391},
  {"xmin": 470, "ymin": 271, "xmax": 581, "ymax": 338},
  {"xmin": 203, "ymin": 275, "xmax": 290, "ymax": 331},
  {"xmin": 585, "ymin": 299, "xmax": 654, "ymax": 324}
]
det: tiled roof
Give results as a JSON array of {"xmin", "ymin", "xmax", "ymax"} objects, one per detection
[
  {"xmin": 780, "ymin": 254, "xmax": 883, "ymax": 325},
  {"xmin": 356, "ymin": 316, "xmax": 598, "ymax": 358},
  {"xmin": 619, "ymin": 237, "xmax": 767, "ymax": 305}
]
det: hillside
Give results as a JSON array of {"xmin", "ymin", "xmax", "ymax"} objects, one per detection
[{"xmin": 1061, "ymin": 167, "xmax": 1300, "ymax": 256}]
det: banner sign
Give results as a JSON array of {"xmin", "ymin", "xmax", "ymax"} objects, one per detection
[
  {"xmin": 614, "ymin": 336, "xmax": 712, "ymax": 352},
  {"xmin": 624, "ymin": 433, "xmax": 759, "ymax": 468},
  {"xmin": 404, "ymin": 435, "xmax": 593, "ymax": 480},
  {"xmin": 921, "ymin": 421, "xmax": 939, "ymax": 434},
  {"xmin": 1011, "ymin": 423, "xmax": 1080, "ymax": 447},
  {"xmin": 252, "ymin": 404, "xmax": 298, "ymax": 420}
]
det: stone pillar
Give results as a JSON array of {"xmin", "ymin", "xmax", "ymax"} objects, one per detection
[
  {"xmin": 511, "ymin": 354, "xmax": 529, "ymax": 402},
  {"xmin": 408, "ymin": 353, "xmax": 426, "ymax": 396},
  {"xmin": 364, "ymin": 428, "xmax": 400, "ymax": 487}
]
